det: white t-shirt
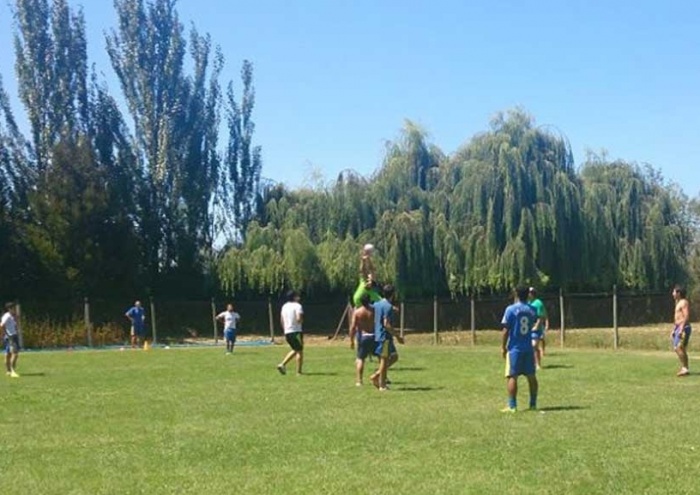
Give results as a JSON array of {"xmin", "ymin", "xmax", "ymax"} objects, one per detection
[
  {"xmin": 280, "ymin": 302, "xmax": 303, "ymax": 335},
  {"xmin": 217, "ymin": 311, "xmax": 240, "ymax": 330},
  {"xmin": 1, "ymin": 312, "xmax": 17, "ymax": 336}
]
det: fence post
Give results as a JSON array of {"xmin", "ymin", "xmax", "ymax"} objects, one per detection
[
  {"xmin": 211, "ymin": 299, "xmax": 218, "ymax": 345},
  {"xmin": 559, "ymin": 289, "xmax": 565, "ymax": 348},
  {"xmin": 84, "ymin": 297, "xmax": 93, "ymax": 348},
  {"xmin": 613, "ymin": 284, "xmax": 619, "ymax": 350},
  {"xmin": 433, "ymin": 295, "xmax": 438, "ymax": 345},
  {"xmin": 470, "ymin": 293, "xmax": 476, "ymax": 346},
  {"xmin": 268, "ymin": 298, "xmax": 275, "ymax": 343},
  {"xmin": 400, "ymin": 302, "xmax": 405, "ymax": 340},
  {"xmin": 150, "ymin": 299, "xmax": 157, "ymax": 345}
]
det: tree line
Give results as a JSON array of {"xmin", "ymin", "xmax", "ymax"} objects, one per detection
[
  {"xmin": 220, "ymin": 113, "xmax": 700, "ymax": 299},
  {"xmin": 1, "ymin": 1, "xmax": 698, "ymax": 303}
]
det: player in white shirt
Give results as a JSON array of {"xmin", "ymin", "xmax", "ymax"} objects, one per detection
[
  {"xmin": 216, "ymin": 303, "xmax": 241, "ymax": 354},
  {"xmin": 1, "ymin": 302, "xmax": 21, "ymax": 378},
  {"xmin": 277, "ymin": 290, "xmax": 304, "ymax": 375}
]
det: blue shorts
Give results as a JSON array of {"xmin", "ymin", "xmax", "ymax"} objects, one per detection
[
  {"xmin": 531, "ymin": 329, "xmax": 544, "ymax": 341},
  {"xmin": 224, "ymin": 328, "xmax": 237, "ymax": 343},
  {"xmin": 131, "ymin": 326, "xmax": 145, "ymax": 337},
  {"xmin": 4, "ymin": 335, "xmax": 19, "ymax": 354},
  {"xmin": 505, "ymin": 349, "xmax": 536, "ymax": 377},
  {"xmin": 673, "ymin": 324, "xmax": 691, "ymax": 349},
  {"xmin": 374, "ymin": 338, "xmax": 397, "ymax": 359},
  {"xmin": 356, "ymin": 333, "xmax": 375, "ymax": 360}
]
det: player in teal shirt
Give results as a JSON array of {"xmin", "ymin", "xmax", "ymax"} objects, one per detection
[
  {"xmin": 501, "ymin": 287, "xmax": 539, "ymax": 412},
  {"xmin": 528, "ymin": 287, "xmax": 549, "ymax": 370}
]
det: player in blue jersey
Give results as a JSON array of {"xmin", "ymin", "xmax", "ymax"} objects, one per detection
[
  {"xmin": 369, "ymin": 284, "xmax": 403, "ymax": 391},
  {"xmin": 125, "ymin": 300, "xmax": 146, "ymax": 349},
  {"xmin": 500, "ymin": 287, "xmax": 539, "ymax": 412}
]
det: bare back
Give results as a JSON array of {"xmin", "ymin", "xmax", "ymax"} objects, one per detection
[
  {"xmin": 353, "ymin": 305, "xmax": 374, "ymax": 335},
  {"xmin": 675, "ymin": 298, "xmax": 690, "ymax": 327}
]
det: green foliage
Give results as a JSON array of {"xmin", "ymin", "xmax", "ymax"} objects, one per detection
[{"xmin": 220, "ymin": 109, "xmax": 693, "ymax": 298}]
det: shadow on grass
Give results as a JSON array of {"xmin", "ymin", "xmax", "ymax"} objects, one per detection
[
  {"xmin": 302, "ymin": 372, "xmax": 339, "ymax": 377},
  {"xmin": 18, "ymin": 372, "xmax": 46, "ymax": 377},
  {"xmin": 539, "ymin": 405, "xmax": 587, "ymax": 412},
  {"xmin": 393, "ymin": 367, "xmax": 426, "ymax": 372},
  {"xmin": 396, "ymin": 386, "xmax": 444, "ymax": 392},
  {"xmin": 543, "ymin": 364, "xmax": 574, "ymax": 370}
]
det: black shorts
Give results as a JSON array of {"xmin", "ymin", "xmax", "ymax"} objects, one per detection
[{"xmin": 285, "ymin": 332, "xmax": 304, "ymax": 352}]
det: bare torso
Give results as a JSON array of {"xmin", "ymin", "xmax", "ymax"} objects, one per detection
[
  {"xmin": 675, "ymin": 298, "xmax": 689, "ymax": 327},
  {"xmin": 354, "ymin": 306, "xmax": 374, "ymax": 335}
]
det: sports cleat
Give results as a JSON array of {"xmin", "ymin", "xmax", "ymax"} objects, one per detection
[
  {"xmin": 10, "ymin": 371, "xmax": 20, "ymax": 378},
  {"xmin": 276, "ymin": 364, "xmax": 286, "ymax": 375},
  {"xmin": 528, "ymin": 406, "xmax": 538, "ymax": 411},
  {"xmin": 677, "ymin": 369, "xmax": 690, "ymax": 377},
  {"xmin": 500, "ymin": 407, "xmax": 517, "ymax": 413}
]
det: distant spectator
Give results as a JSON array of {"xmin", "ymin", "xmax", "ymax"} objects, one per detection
[
  {"xmin": 1, "ymin": 302, "xmax": 21, "ymax": 378},
  {"xmin": 125, "ymin": 300, "xmax": 146, "ymax": 348},
  {"xmin": 216, "ymin": 303, "xmax": 241, "ymax": 355}
]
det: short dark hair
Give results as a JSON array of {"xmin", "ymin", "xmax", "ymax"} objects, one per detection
[
  {"xmin": 528, "ymin": 287, "xmax": 536, "ymax": 295},
  {"xmin": 285, "ymin": 290, "xmax": 298, "ymax": 302},
  {"xmin": 673, "ymin": 285, "xmax": 686, "ymax": 298},
  {"xmin": 516, "ymin": 287, "xmax": 529, "ymax": 302},
  {"xmin": 360, "ymin": 293, "xmax": 371, "ymax": 308},
  {"xmin": 5, "ymin": 302, "xmax": 15, "ymax": 311},
  {"xmin": 382, "ymin": 284, "xmax": 395, "ymax": 299}
]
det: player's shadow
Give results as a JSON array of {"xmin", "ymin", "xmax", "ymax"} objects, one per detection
[
  {"xmin": 302, "ymin": 372, "xmax": 339, "ymax": 377},
  {"xmin": 539, "ymin": 405, "xmax": 587, "ymax": 412},
  {"xmin": 543, "ymin": 364, "xmax": 574, "ymax": 370},
  {"xmin": 392, "ymin": 367, "xmax": 426, "ymax": 372},
  {"xmin": 396, "ymin": 386, "xmax": 444, "ymax": 392},
  {"xmin": 18, "ymin": 372, "xmax": 46, "ymax": 377}
]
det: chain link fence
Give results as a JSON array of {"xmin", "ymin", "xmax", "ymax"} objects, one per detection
[{"xmin": 7, "ymin": 290, "xmax": 692, "ymax": 349}]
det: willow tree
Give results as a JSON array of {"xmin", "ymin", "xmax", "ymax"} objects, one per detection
[
  {"xmin": 580, "ymin": 156, "xmax": 689, "ymax": 289},
  {"xmin": 446, "ymin": 109, "xmax": 584, "ymax": 292}
]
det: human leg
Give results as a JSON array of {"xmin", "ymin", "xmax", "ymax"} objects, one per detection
[{"xmin": 526, "ymin": 374, "xmax": 539, "ymax": 409}]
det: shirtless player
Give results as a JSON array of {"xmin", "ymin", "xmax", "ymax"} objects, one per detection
[
  {"xmin": 671, "ymin": 285, "xmax": 691, "ymax": 377},
  {"xmin": 350, "ymin": 294, "xmax": 375, "ymax": 386}
]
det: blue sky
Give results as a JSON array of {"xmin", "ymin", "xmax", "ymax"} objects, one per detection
[{"xmin": 1, "ymin": 0, "xmax": 699, "ymax": 195}]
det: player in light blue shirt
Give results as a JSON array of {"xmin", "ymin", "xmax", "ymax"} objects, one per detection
[
  {"xmin": 500, "ymin": 287, "xmax": 538, "ymax": 412},
  {"xmin": 369, "ymin": 284, "xmax": 403, "ymax": 391}
]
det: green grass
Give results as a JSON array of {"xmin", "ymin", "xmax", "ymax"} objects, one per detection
[{"xmin": 1, "ymin": 342, "xmax": 698, "ymax": 495}]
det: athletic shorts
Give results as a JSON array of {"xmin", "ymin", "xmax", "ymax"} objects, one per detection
[
  {"xmin": 673, "ymin": 324, "xmax": 692, "ymax": 349},
  {"xmin": 505, "ymin": 349, "xmax": 535, "ymax": 378},
  {"xmin": 131, "ymin": 326, "xmax": 145, "ymax": 337},
  {"xmin": 285, "ymin": 332, "xmax": 304, "ymax": 352},
  {"xmin": 224, "ymin": 328, "xmax": 237, "ymax": 343},
  {"xmin": 4, "ymin": 335, "xmax": 19, "ymax": 354},
  {"xmin": 531, "ymin": 329, "xmax": 544, "ymax": 341},
  {"xmin": 356, "ymin": 333, "xmax": 375, "ymax": 360},
  {"xmin": 374, "ymin": 338, "xmax": 397, "ymax": 359}
]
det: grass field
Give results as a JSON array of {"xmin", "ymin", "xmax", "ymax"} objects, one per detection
[{"xmin": 1, "ymin": 339, "xmax": 698, "ymax": 495}]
